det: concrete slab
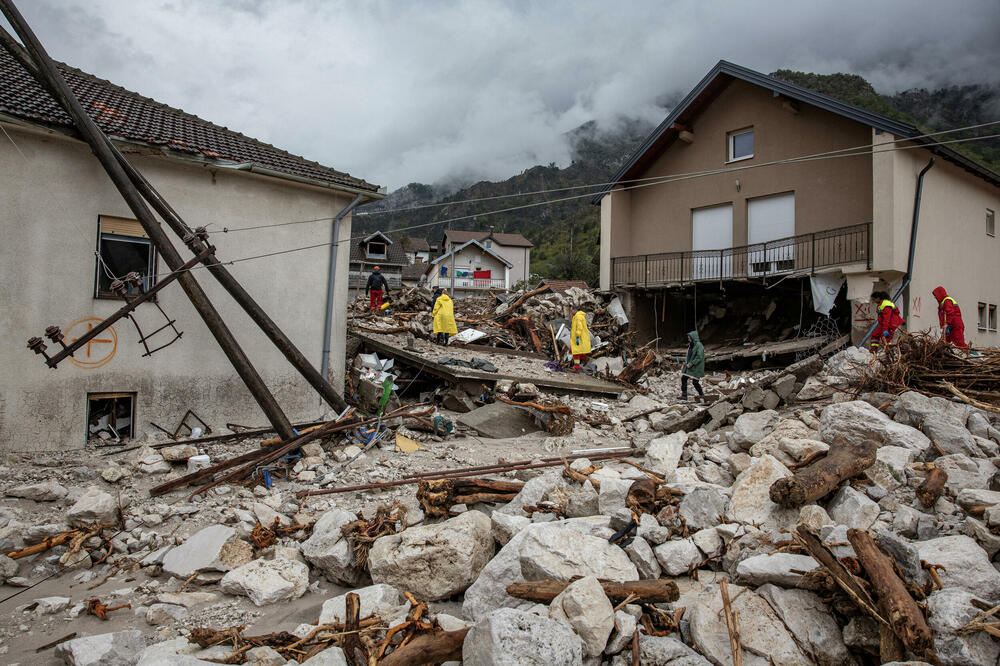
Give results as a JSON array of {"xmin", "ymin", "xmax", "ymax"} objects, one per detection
[{"xmin": 458, "ymin": 402, "xmax": 544, "ymax": 439}]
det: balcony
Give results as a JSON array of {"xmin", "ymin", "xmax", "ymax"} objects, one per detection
[
  {"xmin": 610, "ymin": 222, "xmax": 871, "ymax": 288},
  {"xmin": 439, "ymin": 276, "xmax": 508, "ymax": 291}
]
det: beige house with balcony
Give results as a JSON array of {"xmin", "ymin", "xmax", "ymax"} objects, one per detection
[{"xmin": 596, "ymin": 61, "xmax": 1000, "ymax": 348}]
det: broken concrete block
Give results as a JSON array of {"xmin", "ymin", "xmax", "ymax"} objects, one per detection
[
  {"xmin": 652, "ymin": 538, "xmax": 701, "ymax": 577},
  {"xmin": 55, "ymin": 630, "xmax": 147, "ymax": 666},
  {"xmin": 623, "ymin": 536, "xmax": 661, "ymax": 579},
  {"xmin": 67, "ymin": 487, "xmax": 119, "ymax": 527},
  {"xmin": 548, "ymin": 575, "xmax": 614, "ymax": 657},
  {"xmin": 678, "ymin": 486, "xmax": 728, "ymax": 531},
  {"xmin": 220, "ymin": 557, "xmax": 309, "ymax": 606},
  {"xmin": 727, "ymin": 454, "xmax": 797, "ymax": 535},
  {"xmin": 458, "ymin": 402, "xmax": 543, "ymax": 439},
  {"xmin": 728, "ymin": 410, "xmax": 781, "ymax": 450},
  {"xmin": 369, "ymin": 510, "xmax": 494, "ymax": 601},
  {"xmin": 462, "ymin": 607, "xmax": 585, "ymax": 666},
  {"xmin": 7, "ymin": 480, "xmax": 68, "ymax": 501},
  {"xmin": 645, "ymin": 431, "xmax": 685, "ymax": 477}
]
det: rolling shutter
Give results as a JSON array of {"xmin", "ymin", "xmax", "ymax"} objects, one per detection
[{"xmin": 99, "ymin": 215, "xmax": 148, "ymax": 238}]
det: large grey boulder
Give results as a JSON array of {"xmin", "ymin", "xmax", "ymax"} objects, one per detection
[
  {"xmin": 893, "ymin": 391, "xmax": 969, "ymax": 429},
  {"xmin": 926, "ymin": 588, "xmax": 1000, "ymax": 666},
  {"xmin": 219, "ymin": 557, "xmax": 309, "ymax": 606},
  {"xmin": 6, "ymin": 480, "xmax": 68, "ymax": 501},
  {"xmin": 827, "ymin": 486, "xmax": 879, "ymax": 530},
  {"xmin": 162, "ymin": 525, "xmax": 241, "ymax": 579},
  {"xmin": 67, "ymin": 487, "xmax": 119, "ymax": 526},
  {"xmin": 824, "ymin": 346, "xmax": 872, "ymax": 380},
  {"xmin": 301, "ymin": 508, "xmax": 365, "ymax": 586},
  {"xmin": 757, "ymin": 584, "xmax": 855, "ymax": 666},
  {"xmin": 728, "ymin": 410, "xmax": 781, "ymax": 451},
  {"xmin": 819, "ymin": 401, "xmax": 930, "ymax": 455},
  {"xmin": 916, "ymin": 535, "xmax": 1000, "ymax": 601},
  {"xmin": 299, "ymin": 648, "xmax": 349, "ymax": 665},
  {"xmin": 492, "ymin": 512, "xmax": 531, "ymax": 545},
  {"xmin": 615, "ymin": 634, "xmax": 712, "ymax": 665},
  {"xmin": 463, "ymin": 607, "xmax": 585, "ymax": 666},
  {"xmin": 518, "ymin": 523, "xmax": 637, "ymax": 583},
  {"xmin": 735, "ymin": 553, "xmax": 818, "ymax": 587},
  {"xmin": 369, "ymin": 510, "xmax": 494, "ymax": 601},
  {"xmin": 624, "ymin": 536, "xmax": 662, "ymax": 579},
  {"xmin": 679, "ymin": 486, "xmax": 729, "ymax": 531},
  {"xmin": 687, "ymin": 584, "xmax": 809, "ymax": 666},
  {"xmin": 548, "ymin": 575, "xmax": 614, "ymax": 657},
  {"xmin": 597, "ymin": 477, "xmax": 634, "ymax": 515},
  {"xmin": 55, "ymin": 630, "xmax": 146, "ymax": 666},
  {"xmin": 646, "ymin": 432, "xmax": 686, "ymax": 478},
  {"xmin": 495, "ymin": 470, "xmax": 565, "ymax": 517},
  {"xmin": 726, "ymin": 454, "xmax": 797, "ymax": 535},
  {"xmin": 653, "ymin": 538, "xmax": 702, "ymax": 577},
  {"xmin": 923, "ymin": 415, "xmax": 995, "ymax": 458},
  {"xmin": 935, "ymin": 454, "xmax": 998, "ymax": 493}
]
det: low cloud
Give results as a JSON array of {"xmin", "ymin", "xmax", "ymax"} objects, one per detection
[{"xmin": 5, "ymin": 0, "xmax": 998, "ymax": 189}]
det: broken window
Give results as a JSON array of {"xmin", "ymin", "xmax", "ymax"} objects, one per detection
[
  {"xmin": 87, "ymin": 392, "xmax": 135, "ymax": 442},
  {"xmin": 990, "ymin": 304, "xmax": 998, "ymax": 332},
  {"xmin": 366, "ymin": 241, "xmax": 387, "ymax": 259},
  {"xmin": 728, "ymin": 128, "xmax": 754, "ymax": 162},
  {"xmin": 95, "ymin": 216, "xmax": 157, "ymax": 299},
  {"xmin": 979, "ymin": 302, "xmax": 988, "ymax": 330},
  {"xmin": 988, "ymin": 209, "xmax": 995, "ymax": 237}
]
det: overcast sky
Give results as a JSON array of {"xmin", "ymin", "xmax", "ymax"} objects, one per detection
[{"xmin": 4, "ymin": 0, "xmax": 999, "ymax": 190}]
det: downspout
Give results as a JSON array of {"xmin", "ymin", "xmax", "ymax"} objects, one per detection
[
  {"xmin": 859, "ymin": 157, "xmax": 935, "ymax": 348},
  {"xmin": 321, "ymin": 193, "xmax": 366, "ymax": 379}
]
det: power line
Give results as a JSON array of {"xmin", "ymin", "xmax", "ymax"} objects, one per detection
[{"xmin": 111, "ymin": 131, "xmax": 1000, "ymax": 284}]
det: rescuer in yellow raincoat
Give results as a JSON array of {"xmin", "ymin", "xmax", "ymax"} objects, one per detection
[
  {"xmin": 432, "ymin": 290, "xmax": 458, "ymax": 344},
  {"xmin": 570, "ymin": 310, "xmax": 592, "ymax": 371}
]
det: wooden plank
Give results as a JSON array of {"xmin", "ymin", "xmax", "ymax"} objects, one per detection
[{"xmin": 356, "ymin": 332, "xmax": 622, "ymax": 396}]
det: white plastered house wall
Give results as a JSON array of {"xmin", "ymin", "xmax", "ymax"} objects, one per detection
[
  {"xmin": 426, "ymin": 241, "xmax": 512, "ymax": 295},
  {"xmin": 0, "ymin": 121, "xmax": 368, "ymax": 451}
]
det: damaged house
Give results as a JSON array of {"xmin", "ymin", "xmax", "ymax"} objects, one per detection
[
  {"xmin": 596, "ymin": 60, "xmax": 1000, "ymax": 354},
  {"xmin": 0, "ymin": 48, "xmax": 384, "ymax": 450}
]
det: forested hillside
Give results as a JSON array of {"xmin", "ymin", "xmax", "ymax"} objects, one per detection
[{"xmin": 356, "ymin": 72, "xmax": 999, "ymax": 285}]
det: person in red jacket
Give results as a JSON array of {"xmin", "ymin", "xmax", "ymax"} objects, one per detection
[
  {"xmin": 870, "ymin": 291, "xmax": 904, "ymax": 352},
  {"xmin": 932, "ymin": 286, "xmax": 968, "ymax": 348}
]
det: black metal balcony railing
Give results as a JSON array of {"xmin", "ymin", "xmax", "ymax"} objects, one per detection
[{"xmin": 611, "ymin": 222, "xmax": 871, "ymax": 288}]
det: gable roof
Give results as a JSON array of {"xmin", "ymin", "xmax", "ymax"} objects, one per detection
[
  {"xmin": 592, "ymin": 60, "xmax": 1000, "ymax": 204},
  {"xmin": 402, "ymin": 261, "xmax": 429, "ymax": 280},
  {"xmin": 348, "ymin": 233, "xmax": 408, "ymax": 267},
  {"xmin": 362, "ymin": 231, "xmax": 393, "ymax": 245},
  {"xmin": 401, "ymin": 237, "xmax": 430, "ymax": 253},
  {"xmin": 430, "ymin": 239, "xmax": 514, "ymax": 268},
  {"xmin": 443, "ymin": 229, "xmax": 533, "ymax": 248},
  {"xmin": 0, "ymin": 47, "xmax": 382, "ymax": 196}
]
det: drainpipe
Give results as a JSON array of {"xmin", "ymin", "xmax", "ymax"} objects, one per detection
[
  {"xmin": 321, "ymin": 193, "xmax": 365, "ymax": 379},
  {"xmin": 859, "ymin": 157, "xmax": 935, "ymax": 348}
]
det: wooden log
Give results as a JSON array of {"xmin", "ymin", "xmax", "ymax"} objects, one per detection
[
  {"xmin": 769, "ymin": 438, "xmax": 878, "ymax": 507},
  {"xmin": 796, "ymin": 527, "xmax": 886, "ymax": 624},
  {"xmin": 453, "ymin": 478, "xmax": 526, "ymax": 494},
  {"xmin": 342, "ymin": 592, "xmax": 363, "ymax": 666},
  {"xmin": 847, "ymin": 528, "xmax": 934, "ymax": 656},
  {"xmin": 619, "ymin": 350, "xmax": 656, "ymax": 384},
  {"xmin": 451, "ymin": 492, "xmax": 519, "ymax": 505},
  {"xmin": 6, "ymin": 531, "xmax": 77, "ymax": 560},
  {"xmin": 379, "ymin": 627, "xmax": 469, "ymax": 666},
  {"xmin": 506, "ymin": 579, "xmax": 679, "ymax": 604},
  {"xmin": 916, "ymin": 467, "xmax": 948, "ymax": 508}
]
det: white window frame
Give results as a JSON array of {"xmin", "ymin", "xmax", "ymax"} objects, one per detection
[
  {"xmin": 988, "ymin": 209, "xmax": 995, "ymax": 237},
  {"xmin": 979, "ymin": 302, "xmax": 988, "ymax": 331},
  {"xmin": 727, "ymin": 128, "xmax": 754, "ymax": 163}
]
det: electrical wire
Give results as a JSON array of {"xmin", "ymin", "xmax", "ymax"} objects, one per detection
[{"xmin": 96, "ymin": 131, "xmax": 1000, "ymax": 285}]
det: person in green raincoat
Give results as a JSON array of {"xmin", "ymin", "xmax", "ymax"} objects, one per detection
[
  {"xmin": 681, "ymin": 330, "xmax": 705, "ymax": 401},
  {"xmin": 432, "ymin": 289, "xmax": 458, "ymax": 345},
  {"xmin": 570, "ymin": 310, "xmax": 592, "ymax": 371}
]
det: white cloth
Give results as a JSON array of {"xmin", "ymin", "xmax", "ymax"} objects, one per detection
[{"xmin": 810, "ymin": 274, "xmax": 845, "ymax": 316}]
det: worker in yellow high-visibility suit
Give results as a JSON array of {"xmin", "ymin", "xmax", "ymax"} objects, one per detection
[
  {"xmin": 432, "ymin": 290, "xmax": 458, "ymax": 345},
  {"xmin": 570, "ymin": 310, "xmax": 592, "ymax": 371}
]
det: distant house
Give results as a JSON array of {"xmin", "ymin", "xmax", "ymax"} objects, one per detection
[
  {"xmin": 399, "ymin": 236, "xmax": 432, "ymax": 264},
  {"xmin": 442, "ymin": 230, "xmax": 532, "ymax": 285},
  {"xmin": 424, "ymin": 239, "xmax": 513, "ymax": 297},
  {"xmin": 401, "ymin": 261, "xmax": 429, "ymax": 288},
  {"xmin": 348, "ymin": 232, "xmax": 406, "ymax": 293}
]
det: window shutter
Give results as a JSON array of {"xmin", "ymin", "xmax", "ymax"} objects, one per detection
[{"xmin": 100, "ymin": 215, "xmax": 148, "ymax": 238}]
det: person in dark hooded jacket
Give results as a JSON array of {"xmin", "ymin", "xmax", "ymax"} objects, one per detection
[
  {"xmin": 681, "ymin": 330, "xmax": 706, "ymax": 401},
  {"xmin": 366, "ymin": 267, "xmax": 390, "ymax": 311},
  {"xmin": 932, "ymin": 286, "xmax": 967, "ymax": 348}
]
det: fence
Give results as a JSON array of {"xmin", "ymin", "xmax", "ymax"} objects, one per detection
[{"xmin": 611, "ymin": 222, "xmax": 870, "ymax": 288}]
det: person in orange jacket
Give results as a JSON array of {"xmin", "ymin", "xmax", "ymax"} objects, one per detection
[
  {"xmin": 932, "ymin": 286, "xmax": 968, "ymax": 348},
  {"xmin": 870, "ymin": 291, "xmax": 904, "ymax": 352}
]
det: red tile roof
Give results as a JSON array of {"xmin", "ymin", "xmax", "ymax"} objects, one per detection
[
  {"xmin": 443, "ymin": 229, "xmax": 533, "ymax": 248},
  {"xmin": 0, "ymin": 48, "xmax": 380, "ymax": 194}
]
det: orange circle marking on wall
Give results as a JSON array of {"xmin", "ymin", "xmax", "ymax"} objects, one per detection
[{"xmin": 65, "ymin": 317, "xmax": 118, "ymax": 370}]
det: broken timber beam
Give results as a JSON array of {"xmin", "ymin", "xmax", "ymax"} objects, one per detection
[
  {"xmin": 379, "ymin": 628, "xmax": 469, "ymax": 666},
  {"xmin": 0, "ymin": 4, "xmax": 295, "ymax": 441},
  {"xmin": 847, "ymin": 528, "xmax": 935, "ymax": 656},
  {"xmin": 769, "ymin": 438, "xmax": 877, "ymax": 508},
  {"xmin": 506, "ymin": 579, "xmax": 679, "ymax": 604},
  {"xmin": 916, "ymin": 467, "xmax": 948, "ymax": 508}
]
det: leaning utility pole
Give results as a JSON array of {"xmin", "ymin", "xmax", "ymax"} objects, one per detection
[{"xmin": 0, "ymin": 0, "xmax": 296, "ymax": 440}]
